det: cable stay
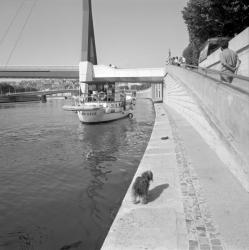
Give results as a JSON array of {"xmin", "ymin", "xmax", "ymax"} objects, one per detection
[
  {"xmin": 0, "ymin": 0, "xmax": 26, "ymax": 47},
  {"xmin": 5, "ymin": 0, "xmax": 39, "ymax": 66}
]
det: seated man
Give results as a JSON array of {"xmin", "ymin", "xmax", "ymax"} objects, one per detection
[{"xmin": 220, "ymin": 40, "xmax": 241, "ymax": 83}]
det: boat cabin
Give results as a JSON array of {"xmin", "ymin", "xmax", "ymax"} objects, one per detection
[
  {"xmin": 81, "ymin": 82, "xmax": 125, "ymax": 103},
  {"xmin": 63, "ymin": 81, "xmax": 134, "ymax": 123}
]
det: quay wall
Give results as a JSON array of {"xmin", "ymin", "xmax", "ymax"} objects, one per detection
[
  {"xmin": 136, "ymin": 84, "xmax": 163, "ymax": 103},
  {"xmin": 199, "ymin": 27, "xmax": 249, "ymax": 77},
  {"xmin": 101, "ymin": 102, "xmax": 188, "ymax": 249},
  {"xmin": 136, "ymin": 87, "xmax": 152, "ymax": 99},
  {"xmin": 164, "ymin": 65, "xmax": 249, "ymax": 191},
  {"xmin": 101, "ymin": 63, "xmax": 249, "ymax": 249}
]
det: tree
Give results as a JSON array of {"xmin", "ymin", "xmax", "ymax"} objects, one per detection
[
  {"xmin": 183, "ymin": 44, "xmax": 194, "ymax": 65},
  {"xmin": 0, "ymin": 83, "xmax": 14, "ymax": 94},
  {"xmin": 182, "ymin": 0, "xmax": 249, "ymax": 64}
]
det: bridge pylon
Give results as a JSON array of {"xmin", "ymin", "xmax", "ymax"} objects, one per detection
[{"xmin": 80, "ymin": 0, "xmax": 97, "ymax": 93}]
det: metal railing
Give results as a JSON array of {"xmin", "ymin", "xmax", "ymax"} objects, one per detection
[
  {"xmin": 166, "ymin": 63, "xmax": 249, "ymax": 95},
  {"xmin": 184, "ymin": 64, "xmax": 249, "ymax": 82}
]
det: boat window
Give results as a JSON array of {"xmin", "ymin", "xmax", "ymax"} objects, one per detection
[{"xmin": 85, "ymin": 82, "xmax": 117, "ymax": 102}]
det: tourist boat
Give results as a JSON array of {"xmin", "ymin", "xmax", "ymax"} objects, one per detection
[{"xmin": 63, "ymin": 82, "xmax": 134, "ymax": 124}]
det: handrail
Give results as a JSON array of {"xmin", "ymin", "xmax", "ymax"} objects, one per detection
[
  {"xmin": 165, "ymin": 63, "xmax": 249, "ymax": 95},
  {"xmin": 184, "ymin": 64, "xmax": 249, "ymax": 82}
]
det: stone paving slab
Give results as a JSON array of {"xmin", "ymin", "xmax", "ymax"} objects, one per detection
[
  {"xmin": 164, "ymin": 104, "xmax": 249, "ymax": 250},
  {"xmin": 163, "ymin": 105, "xmax": 226, "ymax": 250},
  {"xmin": 102, "ymin": 208, "xmax": 178, "ymax": 250},
  {"xmin": 101, "ymin": 103, "xmax": 188, "ymax": 250}
]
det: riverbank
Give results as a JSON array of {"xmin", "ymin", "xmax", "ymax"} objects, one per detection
[
  {"xmin": 0, "ymin": 95, "xmax": 40, "ymax": 103},
  {"xmin": 101, "ymin": 103, "xmax": 188, "ymax": 250},
  {"xmin": 102, "ymin": 101, "xmax": 249, "ymax": 250}
]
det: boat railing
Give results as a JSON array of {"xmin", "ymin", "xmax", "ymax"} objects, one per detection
[{"xmin": 83, "ymin": 93, "xmax": 117, "ymax": 103}]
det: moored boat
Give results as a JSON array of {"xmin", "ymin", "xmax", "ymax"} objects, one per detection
[{"xmin": 63, "ymin": 82, "xmax": 134, "ymax": 124}]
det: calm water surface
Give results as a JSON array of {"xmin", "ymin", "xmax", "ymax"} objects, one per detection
[{"xmin": 0, "ymin": 98, "xmax": 155, "ymax": 250}]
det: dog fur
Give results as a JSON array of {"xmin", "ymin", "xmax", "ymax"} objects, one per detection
[{"xmin": 131, "ymin": 170, "xmax": 153, "ymax": 204}]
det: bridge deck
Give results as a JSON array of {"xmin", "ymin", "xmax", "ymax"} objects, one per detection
[
  {"xmin": 0, "ymin": 65, "xmax": 165, "ymax": 83},
  {"xmin": 0, "ymin": 66, "xmax": 79, "ymax": 79},
  {"xmin": 2, "ymin": 89, "xmax": 79, "ymax": 97}
]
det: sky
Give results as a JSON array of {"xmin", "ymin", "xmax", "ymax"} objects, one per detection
[{"xmin": 0, "ymin": 0, "xmax": 189, "ymax": 68}]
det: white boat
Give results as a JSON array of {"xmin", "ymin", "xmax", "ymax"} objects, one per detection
[{"xmin": 63, "ymin": 82, "xmax": 134, "ymax": 124}]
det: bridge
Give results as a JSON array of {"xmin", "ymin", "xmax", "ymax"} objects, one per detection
[
  {"xmin": 3, "ymin": 89, "xmax": 78, "ymax": 97},
  {"xmin": 0, "ymin": 64, "xmax": 165, "ymax": 84},
  {"xmin": 0, "ymin": 66, "xmax": 79, "ymax": 79},
  {"xmin": 1, "ymin": 0, "xmax": 249, "ymax": 249}
]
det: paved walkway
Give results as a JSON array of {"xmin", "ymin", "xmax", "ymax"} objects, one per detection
[
  {"xmin": 101, "ymin": 103, "xmax": 249, "ymax": 250},
  {"xmin": 165, "ymin": 105, "xmax": 249, "ymax": 250},
  {"xmin": 101, "ymin": 103, "xmax": 188, "ymax": 250}
]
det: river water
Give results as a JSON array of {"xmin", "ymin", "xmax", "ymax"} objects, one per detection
[{"xmin": 0, "ymin": 98, "xmax": 155, "ymax": 250}]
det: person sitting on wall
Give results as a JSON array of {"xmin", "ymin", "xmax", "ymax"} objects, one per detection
[
  {"xmin": 176, "ymin": 56, "xmax": 181, "ymax": 66},
  {"xmin": 219, "ymin": 40, "xmax": 241, "ymax": 83},
  {"xmin": 179, "ymin": 56, "xmax": 186, "ymax": 67}
]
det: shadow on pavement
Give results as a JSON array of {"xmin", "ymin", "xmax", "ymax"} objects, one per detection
[{"xmin": 148, "ymin": 183, "xmax": 169, "ymax": 202}]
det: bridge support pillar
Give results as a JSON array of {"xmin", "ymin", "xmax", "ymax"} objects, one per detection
[
  {"xmin": 41, "ymin": 95, "xmax": 47, "ymax": 103},
  {"xmin": 79, "ymin": 61, "xmax": 93, "ymax": 95},
  {"xmin": 152, "ymin": 82, "xmax": 163, "ymax": 102}
]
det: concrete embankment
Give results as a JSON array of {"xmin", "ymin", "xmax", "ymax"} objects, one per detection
[
  {"xmin": 101, "ymin": 103, "xmax": 188, "ymax": 250},
  {"xmin": 102, "ymin": 98, "xmax": 249, "ymax": 249},
  {"xmin": 164, "ymin": 65, "xmax": 249, "ymax": 192},
  {"xmin": 102, "ymin": 64, "xmax": 249, "ymax": 249},
  {"xmin": 162, "ymin": 68, "xmax": 249, "ymax": 249},
  {"xmin": 165, "ymin": 104, "xmax": 249, "ymax": 250},
  {"xmin": 101, "ymin": 102, "xmax": 249, "ymax": 250}
]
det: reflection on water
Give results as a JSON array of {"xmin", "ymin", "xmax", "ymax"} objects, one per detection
[
  {"xmin": 0, "ymin": 98, "xmax": 155, "ymax": 250},
  {"xmin": 0, "ymin": 103, "xmax": 18, "ymax": 109}
]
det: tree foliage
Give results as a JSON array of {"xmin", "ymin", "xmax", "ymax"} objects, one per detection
[
  {"xmin": 0, "ymin": 82, "xmax": 38, "ymax": 94},
  {"xmin": 182, "ymin": 44, "xmax": 194, "ymax": 65},
  {"xmin": 0, "ymin": 79, "xmax": 79, "ymax": 94},
  {"xmin": 182, "ymin": 0, "xmax": 249, "ymax": 64}
]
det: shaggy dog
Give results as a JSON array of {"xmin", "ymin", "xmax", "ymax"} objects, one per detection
[{"xmin": 131, "ymin": 170, "xmax": 153, "ymax": 204}]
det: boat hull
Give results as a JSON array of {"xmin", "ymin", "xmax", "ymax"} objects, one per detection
[
  {"xmin": 77, "ymin": 108, "xmax": 132, "ymax": 123},
  {"xmin": 63, "ymin": 89, "xmax": 135, "ymax": 124}
]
